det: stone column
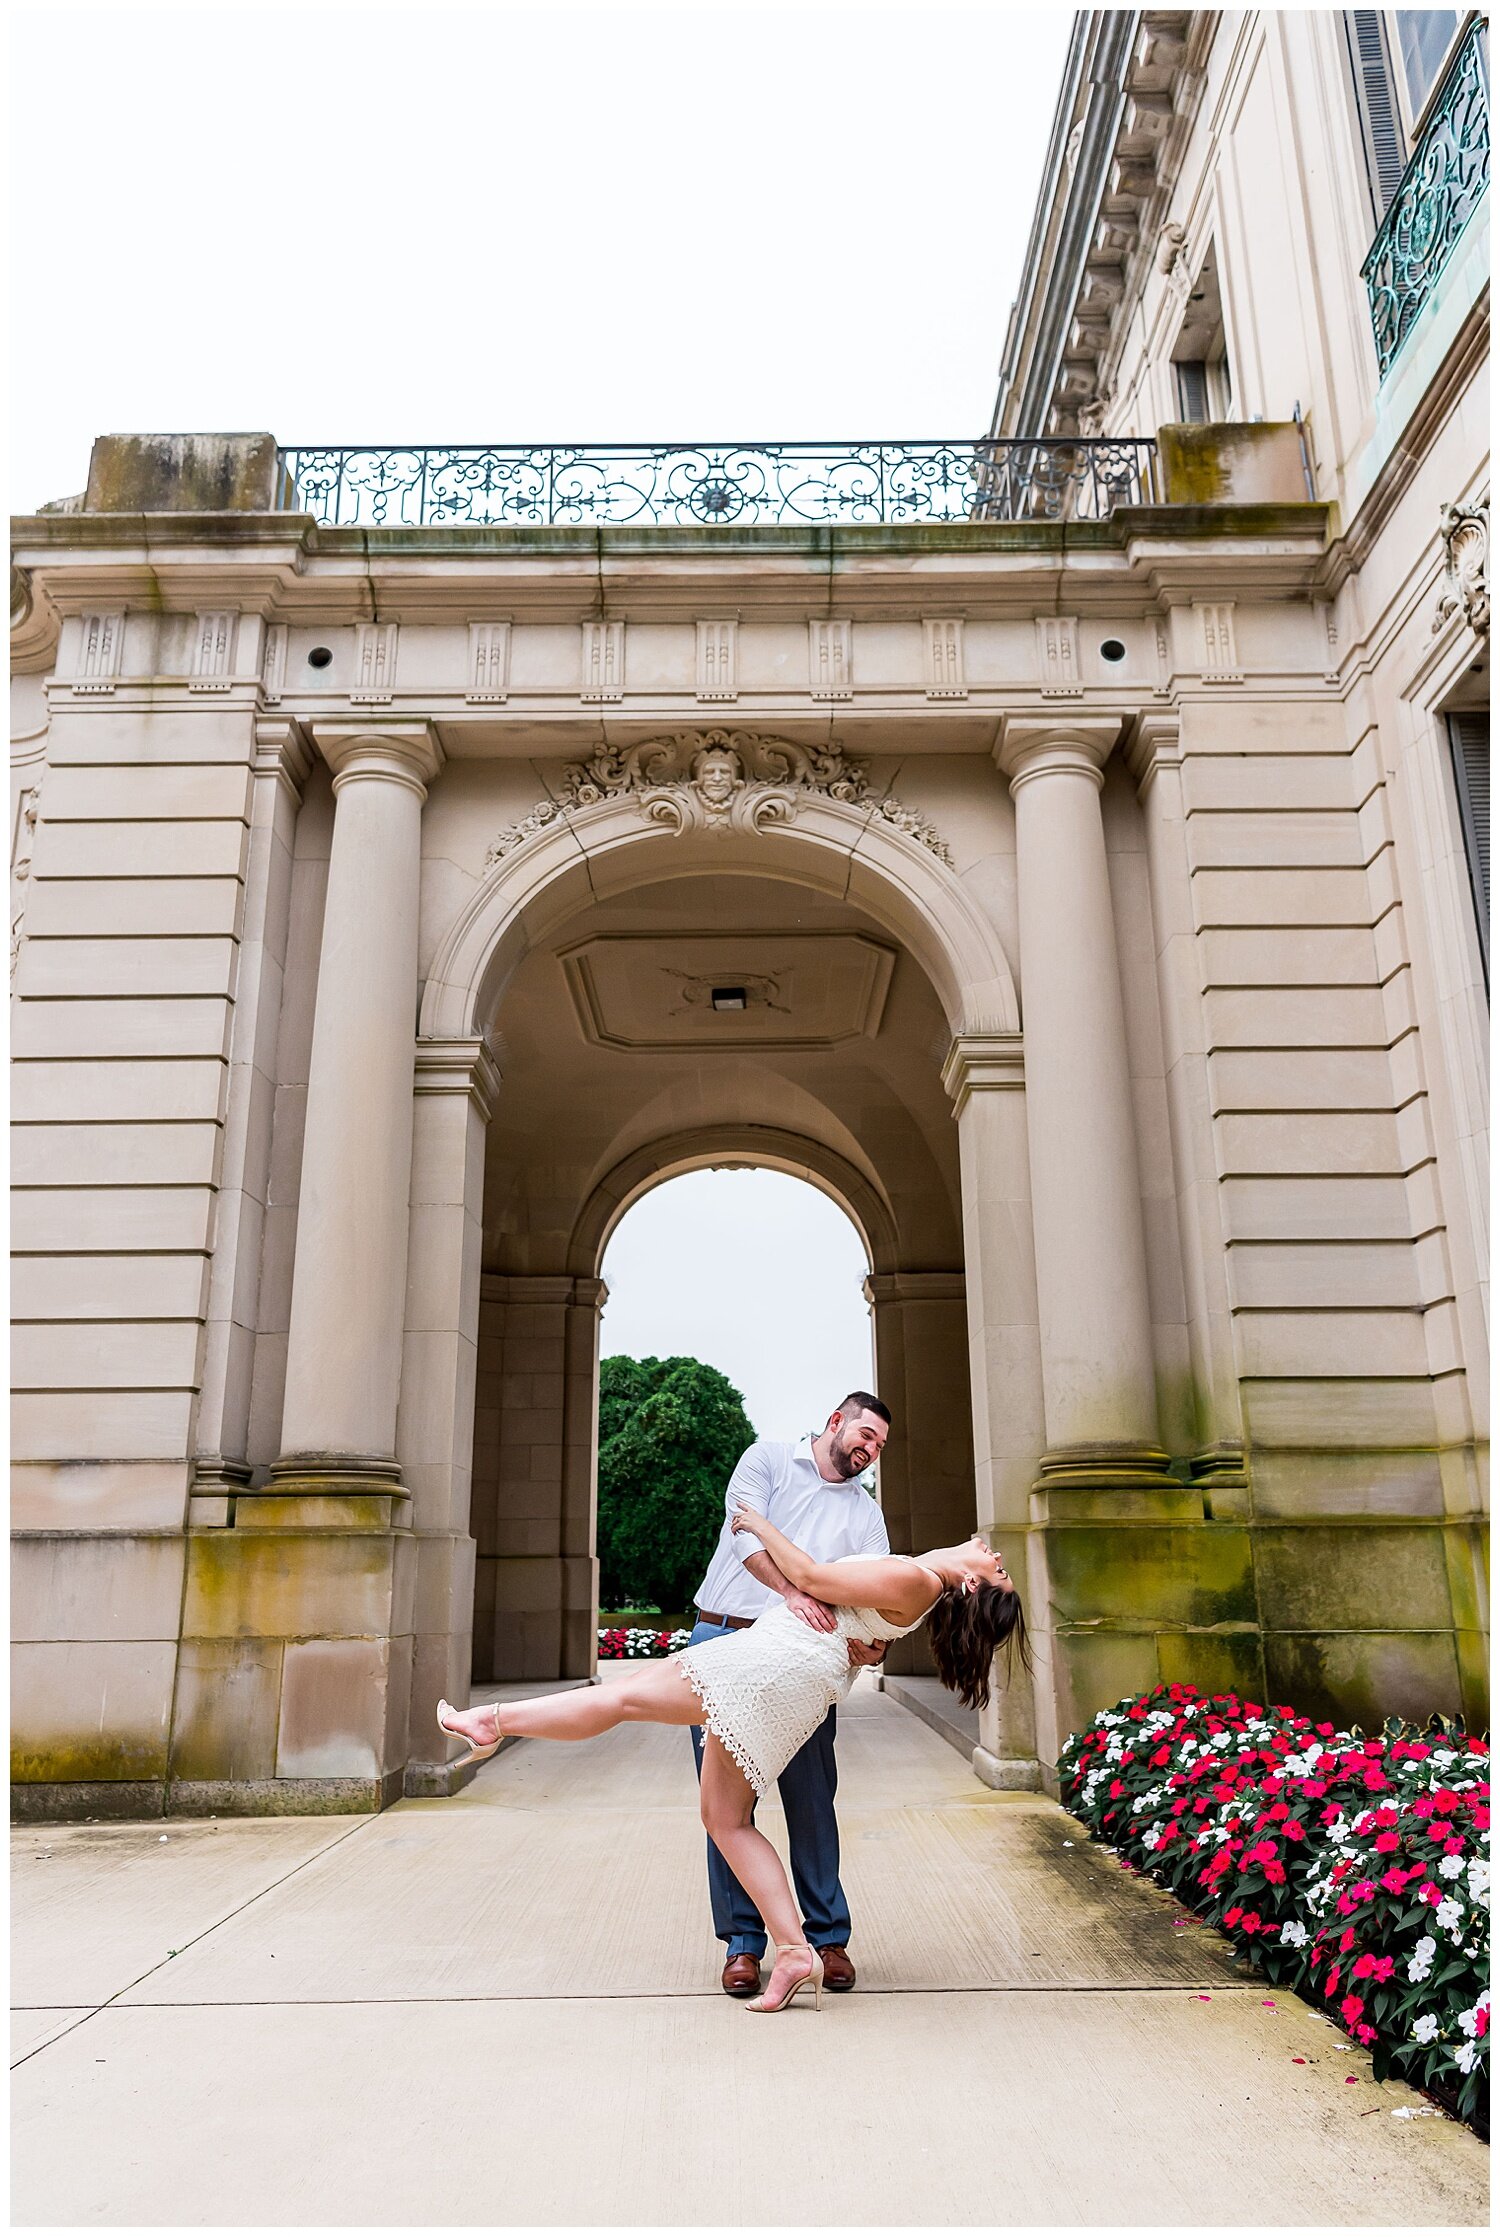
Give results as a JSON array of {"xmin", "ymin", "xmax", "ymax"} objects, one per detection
[
  {"xmin": 995, "ymin": 717, "xmax": 1180, "ymax": 1504},
  {"xmin": 472, "ymin": 1273, "xmax": 604, "ymax": 1681},
  {"xmin": 941, "ymin": 1034, "xmax": 1045, "ymax": 1784},
  {"xmin": 191, "ymin": 717, "xmax": 311, "ymax": 1516},
  {"xmin": 1127, "ymin": 713, "xmax": 1246, "ymax": 1505},
  {"xmin": 865, "ymin": 1271, "xmax": 972, "ymax": 1679},
  {"xmin": 400, "ymin": 1037, "xmax": 499, "ymax": 1793},
  {"xmin": 272, "ymin": 724, "xmax": 442, "ymax": 1495}
]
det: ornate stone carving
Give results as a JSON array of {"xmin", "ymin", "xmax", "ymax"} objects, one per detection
[
  {"xmin": 485, "ymin": 730, "xmax": 953, "ymax": 866},
  {"xmin": 1433, "ymin": 497, "xmax": 1489, "ymax": 636}
]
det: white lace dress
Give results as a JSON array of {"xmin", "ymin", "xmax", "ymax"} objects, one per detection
[{"xmin": 675, "ymin": 1556, "xmax": 938, "ymax": 1795}]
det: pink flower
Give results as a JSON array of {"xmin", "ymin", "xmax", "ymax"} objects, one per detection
[
  {"xmin": 1375, "ymin": 1832, "xmax": 1400, "ymax": 1853},
  {"xmin": 1418, "ymin": 1882, "xmax": 1443, "ymax": 1906},
  {"xmin": 1380, "ymin": 1867, "xmax": 1410, "ymax": 1894},
  {"xmin": 1340, "ymin": 1994, "xmax": 1365, "ymax": 2025}
]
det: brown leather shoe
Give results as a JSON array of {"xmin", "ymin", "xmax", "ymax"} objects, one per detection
[
  {"xmin": 721, "ymin": 1952, "xmax": 762, "ymax": 1998},
  {"xmin": 818, "ymin": 1945, "xmax": 856, "ymax": 1991}
]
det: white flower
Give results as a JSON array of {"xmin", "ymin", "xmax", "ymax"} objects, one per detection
[
  {"xmin": 1407, "ymin": 1936, "xmax": 1436, "ymax": 1983},
  {"xmin": 1326, "ymin": 1816, "xmax": 1351, "ymax": 1841},
  {"xmin": 1453, "ymin": 2041, "xmax": 1480, "ymax": 2074},
  {"xmin": 1141, "ymin": 1829, "xmax": 1160, "ymax": 1850},
  {"xmin": 1436, "ymin": 1897, "xmax": 1464, "ymax": 1934},
  {"xmin": 1280, "ymin": 1920, "xmax": 1308, "ymax": 1947},
  {"xmin": 1458, "ymin": 2005, "xmax": 1484, "ymax": 2039},
  {"xmin": 1411, "ymin": 2013, "xmax": 1441, "ymax": 2044},
  {"xmin": 1438, "ymin": 1853, "xmax": 1464, "ymax": 1879},
  {"xmin": 1465, "ymin": 1859, "xmax": 1489, "ymax": 1896},
  {"xmin": 1431, "ymin": 1750, "xmax": 1457, "ymax": 1767}
]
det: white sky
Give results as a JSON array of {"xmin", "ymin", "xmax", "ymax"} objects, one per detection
[
  {"xmin": 600, "ymin": 1170, "xmax": 874, "ymax": 1441},
  {"xmin": 9, "ymin": 0, "xmax": 1073, "ymax": 510},
  {"xmin": 9, "ymin": 0, "xmax": 1067, "ymax": 1428}
]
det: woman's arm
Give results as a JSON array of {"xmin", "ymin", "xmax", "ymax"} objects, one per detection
[{"xmin": 730, "ymin": 1504, "xmax": 937, "ymax": 1620}]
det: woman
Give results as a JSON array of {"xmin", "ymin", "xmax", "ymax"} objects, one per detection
[{"xmin": 437, "ymin": 1508, "xmax": 1027, "ymax": 2013}]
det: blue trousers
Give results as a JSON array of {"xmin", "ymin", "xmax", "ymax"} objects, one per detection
[{"xmin": 686, "ymin": 1615, "xmax": 851, "ymax": 1958}]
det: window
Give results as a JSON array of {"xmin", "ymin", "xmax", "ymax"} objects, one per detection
[
  {"xmin": 1395, "ymin": 9, "xmax": 1462, "ymax": 118},
  {"xmin": 1345, "ymin": 10, "xmax": 1466, "ymax": 224},
  {"xmin": 1170, "ymin": 246, "xmax": 1232, "ymax": 424},
  {"xmin": 1175, "ymin": 361, "xmax": 1211, "ymax": 423},
  {"xmin": 1448, "ymin": 710, "xmax": 1489, "ymax": 978},
  {"xmin": 1345, "ymin": 12, "xmax": 1408, "ymax": 217}
]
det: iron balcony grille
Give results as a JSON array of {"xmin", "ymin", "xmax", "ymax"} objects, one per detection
[
  {"xmin": 1362, "ymin": 16, "xmax": 1489, "ymax": 380},
  {"xmin": 276, "ymin": 437, "xmax": 1160, "ymax": 529}
]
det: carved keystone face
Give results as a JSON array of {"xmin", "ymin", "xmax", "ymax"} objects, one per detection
[{"xmin": 693, "ymin": 745, "xmax": 741, "ymax": 807}]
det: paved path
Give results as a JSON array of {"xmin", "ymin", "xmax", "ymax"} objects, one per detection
[{"xmin": 11, "ymin": 1680, "xmax": 1488, "ymax": 2226}]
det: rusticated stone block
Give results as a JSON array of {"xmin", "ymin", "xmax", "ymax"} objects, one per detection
[
  {"xmin": 169, "ymin": 1639, "xmax": 283, "ymax": 1782},
  {"xmin": 1253, "ymin": 1525, "xmax": 1454, "ymax": 1634},
  {"xmin": 1043, "ymin": 1523, "xmax": 1256, "ymax": 1628},
  {"xmin": 182, "ymin": 1528, "xmax": 403, "ymax": 1640},
  {"xmin": 1263, "ymin": 1630, "xmax": 1463, "ymax": 1729}
]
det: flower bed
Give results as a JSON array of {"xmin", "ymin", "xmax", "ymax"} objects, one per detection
[
  {"xmin": 598, "ymin": 1625, "xmax": 692, "ymax": 1659},
  {"xmin": 1058, "ymin": 1684, "xmax": 1489, "ymax": 2128}
]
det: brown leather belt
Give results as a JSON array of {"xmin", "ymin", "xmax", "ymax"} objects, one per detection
[{"xmin": 695, "ymin": 1608, "xmax": 754, "ymax": 1631}]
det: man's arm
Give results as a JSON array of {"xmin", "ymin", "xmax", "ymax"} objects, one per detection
[
  {"xmin": 740, "ymin": 1547, "xmax": 838, "ymax": 1634},
  {"xmin": 722, "ymin": 1447, "xmax": 837, "ymax": 1633}
]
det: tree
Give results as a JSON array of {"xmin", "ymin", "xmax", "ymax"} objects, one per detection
[{"xmin": 596, "ymin": 1354, "xmax": 755, "ymax": 1613}]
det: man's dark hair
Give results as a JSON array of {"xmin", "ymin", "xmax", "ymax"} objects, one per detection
[{"xmin": 833, "ymin": 1391, "xmax": 891, "ymax": 1428}]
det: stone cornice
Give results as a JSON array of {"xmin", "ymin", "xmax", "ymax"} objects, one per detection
[
  {"xmin": 413, "ymin": 1036, "xmax": 502, "ymax": 1122},
  {"xmin": 941, "ymin": 1032, "xmax": 1025, "ymax": 1114},
  {"xmin": 862, "ymin": 1271, "xmax": 967, "ymax": 1306},
  {"xmin": 9, "ymin": 503, "xmax": 1331, "ymax": 624}
]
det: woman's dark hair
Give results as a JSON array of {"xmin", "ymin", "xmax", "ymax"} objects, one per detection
[{"xmin": 927, "ymin": 1581, "xmax": 1030, "ymax": 1711}]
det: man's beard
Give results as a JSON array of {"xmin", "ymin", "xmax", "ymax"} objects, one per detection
[{"xmin": 829, "ymin": 1431, "xmax": 870, "ymax": 1480}]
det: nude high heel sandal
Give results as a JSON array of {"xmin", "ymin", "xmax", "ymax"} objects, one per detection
[
  {"xmin": 436, "ymin": 1698, "xmax": 504, "ymax": 1770},
  {"xmin": 747, "ymin": 1944, "xmax": 824, "ymax": 2014}
]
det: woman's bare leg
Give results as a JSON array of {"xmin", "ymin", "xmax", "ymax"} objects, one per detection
[
  {"xmin": 699, "ymin": 1735, "xmax": 813, "ymax": 2007},
  {"xmin": 442, "ymin": 1659, "xmax": 702, "ymax": 1748}
]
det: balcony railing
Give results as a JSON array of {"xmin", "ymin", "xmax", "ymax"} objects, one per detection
[
  {"xmin": 1362, "ymin": 16, "xmax": 1489, "ymax": 380},
  {"xmin": 276, "ymin": 437, "xmax": 1159, "ymax": 529}
]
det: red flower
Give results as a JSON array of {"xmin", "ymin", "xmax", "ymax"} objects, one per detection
[
  {"xmin": 1224, "ymin": 1906, "xmax": 1244, "ymax": 1926},
  {"xmin": 1340, "ymin": 1928, "xmax": 1357, "ymax": 1954},
  {"xmin": 1325, "ymin": 1967, "xmax": 1341, "ymax": 1996},
  {"xmin": 1443, "ymin": 1838, "xmax": 1466, "ymax": 1856},
  {"xmin": 1375, "ymin": 1832, "xmax": 1400, "ymax": 1853},
  {"xmin": 1418, "ymin": 1882, "xmax": 1442, "ymax": 1905},
  {"xmin": 1380, "ymin": 1867, "xmax": 1410, "ymax": 1894},
  {"xmin": 1264, "ymin": 1861, "xmax": 1286, "ymax": 1884},
  {"xmin": 1340, "ymin": 1995, "xmax": 1365, "ymax": 2025},
  {"xmin": 1356, "ymin": 2025, "xmax": 1378, "ymax": 2044}
]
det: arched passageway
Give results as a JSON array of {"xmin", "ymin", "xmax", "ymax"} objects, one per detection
[{"xmin": 463, "ymin": 860, "xmax": 981, "ymax": 1689}]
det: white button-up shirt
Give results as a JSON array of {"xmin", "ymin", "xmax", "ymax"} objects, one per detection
[{"xmin": 693, "ymin": 1433, "xmax": 891, "ymax": 1621}]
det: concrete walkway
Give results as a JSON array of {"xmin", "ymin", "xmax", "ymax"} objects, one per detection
[{"xmin": 11, "ymin": 1679, "xmax": 1488, "ymax": 2227}]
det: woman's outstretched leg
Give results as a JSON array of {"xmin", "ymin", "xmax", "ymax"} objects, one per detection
[
  {"xmin": 441, "ymin": 1659, "xmax": 702, "ymax": 1751},
  {"xmin": 699, "ymin": 1736, "xmax": 816, "ymax": 2010}
]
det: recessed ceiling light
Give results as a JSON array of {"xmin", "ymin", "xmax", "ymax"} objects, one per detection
[{"xmin": 710, "ymin": 986, "xmax": 747, "ymax": 1012}]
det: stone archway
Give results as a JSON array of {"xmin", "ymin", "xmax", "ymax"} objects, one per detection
[{"xmin": 407, "ymin": 736, "xmax": 1041, "ymax": 1783}]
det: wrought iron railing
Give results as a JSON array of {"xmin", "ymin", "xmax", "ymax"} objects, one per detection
[
  {"xmin": 1362, "ymin": 16, "xmax": 1489, "ymax": 379},
  {"xmin": 276, "ymin": 437, "xmax": 1159, "ymax": 529}
]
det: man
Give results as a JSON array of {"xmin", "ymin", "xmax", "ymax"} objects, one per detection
[{"xmin": 687, "ymin": 1391, "xmax": 893, "ymax": 1998}]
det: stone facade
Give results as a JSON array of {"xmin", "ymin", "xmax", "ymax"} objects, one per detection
[{"xmin": 10, "ymin": 8, "xmax": 1489, "ymax": 1815}]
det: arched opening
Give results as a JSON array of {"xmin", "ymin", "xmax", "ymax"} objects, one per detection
[
  {"xmin": 460, "ymin": 844, "xmax": 985, "ymax": 1689},
  {"xmin": 592, "ymin": 1167, "xmax": 875, "ymax": 1632}
]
